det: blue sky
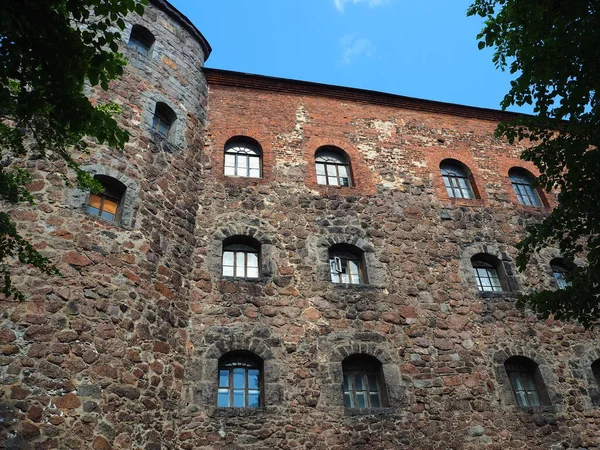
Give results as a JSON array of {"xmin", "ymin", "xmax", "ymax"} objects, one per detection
[{"xmin": 169, "ymin": 0, "xmax": 528, "ymax": 113}]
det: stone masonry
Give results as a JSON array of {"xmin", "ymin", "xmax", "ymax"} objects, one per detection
[{"xmin": 1, "ymin": 1, "xmax": 600, "ymax": 449}]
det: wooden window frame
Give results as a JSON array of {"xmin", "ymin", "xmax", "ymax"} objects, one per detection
[{"xmin": 217, "ymin": 353, "xmax": 263, "ymax": 409}]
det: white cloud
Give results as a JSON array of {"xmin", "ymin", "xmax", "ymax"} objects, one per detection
[
  {"xmin": 340, "ymin": 35, "xmax": 374, "ymax": 65},
  {"xmin": 334, "ymin": 0, "xmax": 390, "ymax": 12}
]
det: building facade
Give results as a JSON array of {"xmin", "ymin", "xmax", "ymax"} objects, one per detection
[{"xmin": 1, "ymin": 1, "xmax": 600, "ymax": 449}]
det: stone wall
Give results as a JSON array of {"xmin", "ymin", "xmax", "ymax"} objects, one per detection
[{"xmin": 1, "ymin": 2, "xmax": 600, "ymax": 449}]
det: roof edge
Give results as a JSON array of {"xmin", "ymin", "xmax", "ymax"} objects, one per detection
[
  {"xmin": 149, "ymin": 0, "xmax": 211, "ymax": 60},
  {"xmin": 204, "ymin": 68, "xmax": 529, "ymax": 123}
]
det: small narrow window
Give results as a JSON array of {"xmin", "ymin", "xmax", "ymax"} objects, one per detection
[
  {"xmin": 315, "ymin": 147, "xmax": 352, "ymax": 187},
  {"xmin": 440, "ymin": 159, "xmax": 476, "ymax": 199},
  {"xmin": 86, "ymin": 175, "xmax": 126, "ymax": 223},
  {"xmin": 152, "ymin": 103, "xmax": 176, "ymax": 139},
  {"xmin": 218, "ymin": 351, "xmax": 262, "ymax": 408},
  {"xmin": 224, "ymin": 138, "xmax": 262, "ymax": 178},
  {"xmin": 222, "ymin": 237, "xmax": 260, "ymax": 279},
  {"xmin": 471, "ymin": 253, "xmax": 509, "ymax": 292},
  {"xmin": 550, "ymin": 258, "xmax": 571, "ymax": 289},
  {"xmin": 329, "ymin": 244, "xmax": 365, "ymax": 285},
  {"xmin": 592, "ymin": 359, "xmax": 600, "ymax": 407},
  {"xmin": 509, "ymin": 168, "xmax": 542, "ymax": 206},
  {"xmin": 505, "ymin": 356, "xmax": 550, "ymax": 407},
  {"xmin": 128, "ymin": 25, "xmax": 155, "ymax": 57},
  {"xmin": 343, "ymin": 355, "xmax": 387, "ymax": 409}
]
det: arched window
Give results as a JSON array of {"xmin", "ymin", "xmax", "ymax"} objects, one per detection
[
  {"xmin": 315, "ymin": 147, "xmax": 351, "ymax": 187},
  {"xmin": 343, "ymin": 354, "xmax": 387, "ymax": 409},
  {"xmin": 222, "ymin": 237, "xmax": 260, "ymax": 279},
  {"xmin": 550, "ymin": 258, "xmax": 571, "ymax": 289},
  {"xmin": 505, "ymin": 356, "xmax": 550, "ymax": 407},
  {"xmin": 128, "ymin": 25, "xmax": 155, "ymax": 57},
  {"xmin": 509, "ymin": 168, "xmax": 542, "ymax": 206},
  {"xmin": 329, "ymin": 244, "xmax": 365, "ymax": 285},
  {"xmin": 152, "ymin": 102, "xmax": 176, "ymax": 139},
  {"xmin": 224, "ymin": 138, "xmax": 262, "ymax": 178},
  {"xmin": 471, "ymin": 253, "xmax": 509, "ymax": 292},
  {"xmin": 218, "ymin": 351, "xmax": 262, "ymax": 408},
  {"xmin": 440, "ymin": 159, "xmax": 476, "ymax": 199},
  {"xmin": 86, "ymin": 175, "xmax": 126, "ymax": 223}
]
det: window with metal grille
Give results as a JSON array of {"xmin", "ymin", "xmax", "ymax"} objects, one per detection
[
  {"xmin": 471, "ymin": 253, "xmax": 508, "ymax": 292},
  {"xmin": 509, "ymin": 168, "xmax": 542, "ymax": 206},
  {"xmin": 222, "ymin": 238, "xmax": 260, "ymax": 279},
  {"xmin": 218, "ymin": 352, "xmax": 262, "ymax": 408},
  {"xmin": 315, "ymin": 147, "xmax": 351, "ymax": 187},
  {"xmin": 440, "ymin": 160, "xmax": 475, "ymax": 199},
  {"xmin": 329, "ymin": 245, "xmax": 365, "ymax": 285},
  {"xmin": 224, "ymin": 139, "xmax": 262, "ymax": 178},
  {"xmin": 505, "ymin": 356, "xmax": 549, "ymax": 407},
  {"xmin": 550, "ymin": 258, "xmax": 571, "ymax": 289},
  {"xmin": 343, "ymin": 355, "xmax": 387, "ymax": 409},
  {"xmin": 86, "ymin": 175, "xmax": 126, "ymax": 223},
  {"xmin": 128, "ymin": 25, "xmax": 155, "ymax": 57}
]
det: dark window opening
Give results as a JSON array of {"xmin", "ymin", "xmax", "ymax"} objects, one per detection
[
  {"xmin": 86, "ymin": 175, "xmax": 126, "ymax": 223},
  {"xmin": 152, "ymin": 102, "xmax": 176, "ymax": 138},
  {"xmin": 343, "ymin": 354, "xmax": 387, "ymax": 409},
  {"xmin": 471, "ymin": 253, "xmax": 510, "ymax": 292},
  {"xmin": 509, "ymin": 167, "xmax": 543, "ymax": 207},
  {"xmin": 505, "ymin": 356, "xmax": 550, "ymax": 407},
  {"xmin": 128, "ymin": 25, "xmax": 155, "ymax": 57}
]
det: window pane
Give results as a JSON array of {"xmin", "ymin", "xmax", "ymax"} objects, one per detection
[
  {"xmin": 235, "ymin": 253, "xmax": 246, "ymax": 277},
  {"xmin": 343, "ymin": 375, "xmax": 350, "ymax": 391},
  {"xmin": 368, "ymin": 374, "xmax": 378, "ymax": 391},
  {"xmin": 248, "ymin": 391, "xmax": 260, "ymax": 408},
  {"xmin": 370, "ymin": 393, "xmax": 381, "ymax": 408},
  {"xmin": 317, "ymin": 175, "xmax": 327, "ymax": 185},
  {"xmin": 338, "ymin": 165, "xmax": 348, "ymax": 178},
  {"xmin": 344, "ymin": 392, "xmax": 353, "ymax": 408},
  {"xmin": 219, "ymin": 370, "xmax": 229, "ymax": 387},
  {"xmin": 328, "ymin": 176, "xmax": 339, "ymax": 186},
  {"xmin": 348, "ymin": 260, "xmax": 360, "ymax": 275},
  {"xmin": 326, "ymin": 164, "xmax": 337, "ymax": 177},
  {"xmin": 527, "ymin": 390, "xmax": 540, "ymax": 406},
  {"xmin": 246, "ymin": 267, "xmax": 259, "ymax": 279},
  {"xmin": 238, "ymin": 155, "xmax": 248, "ymax": 169},
  {"xmin": 247, "ymin": 253, "xmax": 259, "ymax": 268},
  {"xmin": 341, "ymin": 273, "xmax": 349, "ymax": 283},
  {"xmin": 223, "ymin": 251, "xmax": 234, "ymax": 266},
  {"xmin": 340, "ymin": 177, "xmax": 350, "ymax": 187},
  {"xmin": 249, "ymin": 168, "xmax": 261, "ymax": 178},
  {"xmin": 222, "ymin": 266, "xmax": 234, "ymax": 277},
  {"xmin": 88, "ymin": 194, "xmax": 102, "ymax": 209},
  {"xmin": 233, "ymin": 368, "xmax": 245, "ymax": 389},
  {"xmin": 103, "ymin": 199, "xmax": 118, "ymax": 215},
  {"xmin": 100, "ymin": 211, "xmax": 116, "ymax": 222},
  {"xmin": 249, "ymin": 156, "xmax": 260, "ymax": 169},
  {"xmin": 356, "ymin": 391, "xmax": 367, "ymax": 408},
  {"xmin": 218, "ymin": 389, "xmax": 230, "ymax": 407},
  {"xmin": 224, "ymin": 166, "xmax": 236, "ymax": 176},
  {"xmin": 354, "ymin": 374, "xmax": 364, "ymax": 391},
  {"xmin": 224, "ymin": 154, "xmax": 236, "ymax": 168},
  {"xmin": 248, "ymin": 369, "xmax": 260, "ymax": 389},
  {"xmin": 233, "ymin": 389, "xmax": 245, "ymax": 407},
  {"xmin": 316, "ymin": 163, "xmax": 326, "ymax": 175},
  {"xmin": 86, "ymin": 206, "xmax": 100, "ymax": 216}
]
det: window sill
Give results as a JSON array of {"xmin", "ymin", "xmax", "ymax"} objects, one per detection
[
  {"xmin": 511, "ymin": 404, "xmax": 556, "ymax": 414},
  {"xmin": 83, "ymin": 211, "xmax": 124, "ymax": 230},
  {"xmin": 149, "ymin": 131, "xmax": 181, "ymax": 152},
  {"xmin": 444, "ymin": 197, "xmax": 486, "ymax": 207},
  {"xmin": 210, "ymin": 407, "xmax": 267, "ymax": 418},
  {"xmin": 220, "ymin": 276, "xmax": 267, "ymax": 284},
  {"xmin": 331, "ymin": 283, "xmax": 383, "ymax": 291},
  {"xmin": 477, "ymin": 291, "xmax": 519, "ymax": 300},
  {"xmin": 344, "ymin": 407, "xmax": 395, "ymax": 416}
]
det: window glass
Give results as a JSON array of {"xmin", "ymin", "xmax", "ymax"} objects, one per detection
[
  {"xmin": 329, "ymin": 251, "xmax": 363, "ymax": 285},
  {"xmin": 86, "ymin": 176, "xmax": 126, "ymax": 223},
  {"xmin": 471, "ymin": 255, "xmax": 505, "ymax": 292},
  {"xmin": 550, "ymin": 258, "xmax": 571, "ymax": 289},
  {"xmin": 509, "ymin": 168, "xmax": 542, "ymax": 206},
  {"xmin": 222, "ymin": 240, "xmax": 260, "ymax": 279},
  {"xmin": 218, "ymin": 353, "xmax": 262, "ymax": 408},
  {"xmin": 440, "ymin": 160, "xmax": 475, "ymax": 199},
  {"xmin": 343, "ymin": 355, "xmax": 385, "ymax": 409},
  {"xmin": 128, "ymin": 25, "xmax": 155, "ymax": 57},
  {"xmin": 224, "ymin": 140, "xmax": 262, "ymax": 178},
  {"xmin": 315, "ymin": 147, "xmax": 352, "ymax": 187},
  {"xmin": 506, "ymin": 359, "xmax": 544, "ymax": 407}
]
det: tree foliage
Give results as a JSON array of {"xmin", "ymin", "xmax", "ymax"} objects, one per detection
[
  {"xmin": 468, "ymin": 0, "xmax": 600, "ymax": 327},
  {"xmin": 0, "ymin": 0, "xmax": 146, "ymax": 299}
]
